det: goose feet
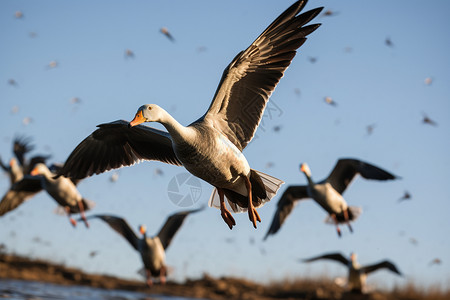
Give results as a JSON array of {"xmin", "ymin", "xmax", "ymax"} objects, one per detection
[
  {"xmin": 218, "ymin": 188, "xmax": 236, "ymax": 229},
  {"xmin": 77, "ymin": 201, "xmax": 90, "ymax": 228},
  {"xmin": 344, "ymin": 208, "xmax": 353, "ymax": 233},
  {"xmin": 331, "ymin": 214, "xmax": 341, "ymax": 237},
  {"xmin": 245, "ymin": 176, "xmax": 261, "ymax": 229}
]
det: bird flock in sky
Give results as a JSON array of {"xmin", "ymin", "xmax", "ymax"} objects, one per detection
[{"xmin": 2, "ymin": 0, "xmax": 443, "ymax": 294}]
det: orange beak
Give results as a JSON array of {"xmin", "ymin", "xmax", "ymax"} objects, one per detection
[
  {"xmin": 139, "ymin": 225, "xmax": 146, "ymax": 235},
  {"xmin": 9, "ymin": 158, "xmax": 15, "ymax": 167},
  {"xmin": 128, "ymin": 110, "xmax": 145, "ymax": 127},
  {"xmin": 300, "ymin": 164, "xmax": 306, "ymax": 173},
  {"xmin": 30, "ymin": 167, "xmax": 40, "ymax": 176}
]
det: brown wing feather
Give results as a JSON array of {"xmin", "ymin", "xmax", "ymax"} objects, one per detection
[
  {"xmin": 203, "ymin": 1, "xmax": 323, "ymax": 150},
  {"xmin": 264, "ymin": 185, "xmax": 308, "ymax": 240},
  {"xmin": 57, "ymin": 120, "xmax": 182, "ymax": 179}
]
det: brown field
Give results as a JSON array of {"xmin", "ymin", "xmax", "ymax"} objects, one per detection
[{"xmin": 0, "ymin": 253, "xmax": 448, "ymax": 300}]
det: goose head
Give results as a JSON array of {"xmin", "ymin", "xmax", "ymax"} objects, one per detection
[
  {"xmin": 300, "ymin": 163, "xmax": 312, "ymax": 177},
  {"xmin": 30, "ymin": 163, "xmax": 50, "ymax": 176},
  {"xmin": 9, "ymin": 158, "xmax": 17, "ymax": 168},
  {"xmin": 129, "ymin": 104, "xmax": 165, "ymax": 127},
  {"xmin": 139, "ymin": 224, "xmax": 147, "ymax": 236}
]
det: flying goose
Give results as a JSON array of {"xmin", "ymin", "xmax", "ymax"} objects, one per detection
[
  {"xmin": 264, "ymin": 158, "xmax": 398, "ymax": 239},
  {"xmin": 302, "ymin": 252, "xmax": 402, "ymax": 293},
  {"xmin": 0, "ymin": 163, "xmax": 94, "ymax": 226},
  {"xmin": 85, "ymin": 208, "xmax": 202, "ymax": 286},
  {"xmin": 57, "ymin": 1, "xmax": 323, "ymax": 229}
]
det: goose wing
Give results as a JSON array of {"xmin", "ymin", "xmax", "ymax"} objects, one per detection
[
  {"xmin": 201, "ymin": 1, "xmax": 322, "ymax": 151},
  {"xmin": 157, "ymin": 207, "xmax": 203, "ymax": 250},
  {"xmin": 0, "ymin": 176, "xmax": 43, "ymax": 216},
  {"xmin": 325, "ymin": 158, "xmax": 398, "ymax": 195},
  {"xmin": 360, "ymin": 260, "xmax": 402, "ymax": 276},
  {"xmin": 302, "ymin": 252, "xmax": 349, "ymax": 266},
  {"xmin": 264, "ymin": 185, "xmax": 308, "ymax": 240},
  {"xmin": 57, "ymin": 120, "xmax": 182, "ymax": 179},
  {"xmin": 87, "ymin": 214, "xmax": 140, "ymax": 251},
  {"xmin": 13, "ymin": 136, "xmax": 34, "ymax": 166}
]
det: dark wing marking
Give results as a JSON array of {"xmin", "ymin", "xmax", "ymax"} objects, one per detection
[
  {"xmin": 202, "ymin": 1, "xmax": 323, "ymax": 150},
  {"xmin": 157, "ymin": 207, "xmax": 203, "ymax": 250},
  {"xmin": 86, "ymin": 214, "xmax": 140, "ymax": 251},
  {"xmin": 302, "ymin": 252, "xmax": 349, "ymax": 267},
  {"xmin": 360, "ymin": 260, "xmax": 402, "ymax": 276},
  {"xmin": 0, "ymin": 176, "xmax": 43, "ymax": 216},
  {"xmin": 325, "ymin": 158, "xmax": 398, "ymax": 194},
  {"xmin": 13, "ymin": 136, "xmax": 34, "ymax": 166},
  {"xmin": 57, "ymin": 120, "xmax": 182, "ymax": 179},
  {"xmin": 264, "ymin": 185, "xmax": 308, "ymax": 240}
]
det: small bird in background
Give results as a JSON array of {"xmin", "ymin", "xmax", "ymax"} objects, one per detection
[
  {"xmin": 294, "ymin": 88, "xmax": 301, "ymax": 98},
  {"xmin": 324, "ymin": 96, "xmax": 338, "ymax": 106},
  {"xmin": 321, "ymin": 9, "xmax": 339, "ymax": 17},
  {"xmin": 47, "ymin": 60, "xmax": 58, "ymax": 69},
  {"xmin": 124, "ymin": 49, "xmax": 135, "ymax": 59},
  {"xmin": 8, "ymin": 79, "xmax": 17, "ymax": 86},
  {"xmin": 424, "ymin": 77, "xmax": 433, "ymax": 85},
  {"xmin": 308, "ymin": 56, "xmax": 317, "ymax": 63},
  {"xmin": 109, "ymin": 171, "xmax": 119, "ymax": 182},
  {"xmin": 366, "ymin": 123, "xmax": 376, "ymax": 136},
  {"xmin": 422, "ymin": 113, "xmax": 438, "ymax": 126},
  {"xmin": 409, "ymin": 237, "xmax": 418, "ymax": 246},
  {"xmin": 398, "ymin": 190, "xmax": 411, "ymax": 203},
  {"xmin": 14, "ymin": 11, "xmax": 23, "ymax": 19},
  {"xmin": 429, "ymin": 258, "xmax": 442, "ymax": 266},
  {"xmin": 160, "ymin": 27, "xmax": 175, "ymax": 42},
  {"xmin": 385, "ymin": 37, "xmax": 394, "ymax": 47},
  {"xmin": 301, "ymin": 252, "xmax": 402, "ymax": 293},
  {"xmin": 70, "ymin": 97, "xmax": 81, "ymax": 104}
]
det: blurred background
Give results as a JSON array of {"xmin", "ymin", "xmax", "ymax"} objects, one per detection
[{"xmin": 1, "ymin": 0, "xmax": 449, "ymax": 291}]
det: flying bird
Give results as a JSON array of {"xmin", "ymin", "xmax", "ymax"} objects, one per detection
[
  {"xmin": 160, "ymin": 27, "xmax": 175, "ymax": 42},
  {"xmin": 422, "ymin": 113, "xmax": 438, "ymax": 126},
  {"xmin": 0, "ymin": 164, "xmax": 93, "ymax": 227},
  {"xmin": 324, "ymin": 96, "xmax": 337, "ymax": 106},
  {"xmin": 398, "ymin": 190, "xmax": 411, "ymax": 203},
  {"xmin": 385, "ymin": 37, "xmax": 394, "ymax": 47},
  {"xmin": 57, "ymin": 1, "xmax": 323, "ymax": 230},
  {"xmin": 301, "ymin": 252, "xmax": 402, "ymax": 293},
  {"xmin": 264, "ymin": 158, "xmax": 398, "ymax": 239},
  {"xmin": 84, "ymin": 208, "xmax": 202, "ymax": 286},
  {"xmin": 124, "ymin": 49, "xmax": 135, "ymax": 59}
]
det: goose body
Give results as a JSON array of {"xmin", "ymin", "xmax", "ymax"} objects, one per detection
[
  {"xmin": 302, "ymin": 252, "xmax": 402, "ymax": 293},
  {"xmin": 58, "ymin": 1, "xmax": 323, "ymax": 229},
  {"xmin": 264, "ymin": 158, "xmax": 398, "ymax": 239}
]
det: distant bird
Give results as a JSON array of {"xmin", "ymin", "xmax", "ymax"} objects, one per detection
[
  {"xmin": 321, "ymin": 9, "xmax": 339, "ymax": 17},
  {"xmin": 124, "ymin": 49, "xmax": 135, "ymax": 59},
  {"xmin": 0, "ymin": 163, "xmax": 92, "ymax": 226},
  {"xmin": 89, "ymin": 250, "xmax": 99, "ymax": 258},
  {"xmin": 324, "ymin": 96, "xmax": 337, "ymax": 106},
  {"xmin": 154, "ymin": 168, "xmax": 164, "ymax": 177},
  {"xmin": 301, "ymin": 252, "xmax": 402, "ymax": 293},
  {"xmin": 429, "ymin": 258, "xmax": 442, "ymax": 266},
  {"xmin": 424, "ymin": 77, "xmax": 433, "ymax": 85},
  {"xmin": 398, "ymin": 190, "xmax": 411, "ymax": 203},
  {"xmin": 264, "ymin": 158, "xmax": 398, "ymax": 239},
  {"xmin": 29, "ymin": 163, "xmax": 93, "ymax": 227},
  {"xmin": 307, "ymin": 56, "xmax": 317, "ymax": 63},
  {"xmin": 294, "ymin": 88, "xmax": 301, "ymax": 97},
  {"xmin": 272, "ymin": 125, "xmax": 283, "ymax": 132},
  {"xmin": 422, "ymin": 113, "xmax": 438, "ymax": 126},
  {"xmin": 7, "ymin": 79, "xmax": 17, "ymax": 86},
  {"xmin": 56, "ymin": 1, "xmax": 322, "ymax": 230},
  {"xmin": 14, "ymin": 11, "xmax": 23, "ymax": 19},
  {"xmin": 29, "ymin": 32, "xmax": 37, "ymax": 38},
  {"xmin": 385, "ymin": 37, "xmax": 394, "ymax": 47},
  {"xmin": 10, "ymin": 106, "xmax": 19, "ymax": 114},
  {"xmin": 366, "ymin": 123, "xmax": 376, "ymax": 136},
  {"xmin": 47, "ymin": 60, "xmax": 58, "ymax": 69},
  {"xmin": 160, "ymin": 27, "xmax": 175, "ymax": 42},
  {"xmin": 70, "ymin": 97, "xmax": 81, "ymax": 104},
  {"xmin": 196, "ymin": 46, "xmax": 207, "ymax": 53},
  {"xmin": 109, "ymin": 171, "xmax": 119, "ymax": 182},
  {"xmin": 85, "ymin": 208, "xmax": 202, "ymax": 286},
  {"xmin": 409, "ymin": 237, "xmax": 418, "ymax": 246},
  {"xmin": 22, "ymin": 117, "xmax": 33, "ymax": 125}
]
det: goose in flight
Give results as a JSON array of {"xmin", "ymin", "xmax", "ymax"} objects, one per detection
[
  {"xmin": 264, "ymin": 158, "xmax": 398, "ymax": 239},
  {"xmin": 85, "ymin": 208, "xmax": 202, "ymax": 286},
  {"xmin": 301, "ymin": 252, "xmax": 402, "ymax": 293},
  {"xmin": 57, "ymin": 1, "xmax": 323, "ymax": 229}
]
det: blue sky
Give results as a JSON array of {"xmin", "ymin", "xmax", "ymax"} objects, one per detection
[{"xmin": 1, "ymin": 0, "xmax": 449, "ymax": 291}]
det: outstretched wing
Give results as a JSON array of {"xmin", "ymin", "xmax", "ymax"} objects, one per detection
[
  {"xmin": 325, "ymin": 158, "xmax": 398, "ymax": 195},
  {"xmin": 360, "ymin": 260, "xmax": 402, "ymax": 276},
  {"xmin": 264, "ymin": 185, "xmax": 308, "ymax": 240},
  {"xmin": 201, "ymin": 1, "xmax": 322, "ymax": 151},
  {"xmin": 57, "ymin": 120, "xmax": 182, "ymax": 179},
  {"xmin": 157, "ymin": 207, "xmax": 203, "ymax": 250},
  {"xmin": 13, "ymin": 136, "xmax": 34, "ymax": 166},
  {"xmin": 86, "ymin": 214, "xmax": 140, "ymax": 251},
  {"xmin": 0, "ymin": 176, "xmax": 43, "ymax": 216},
  {"xmin": 302, "ymin": 252, "xmax": 349, "ymax": 267}
]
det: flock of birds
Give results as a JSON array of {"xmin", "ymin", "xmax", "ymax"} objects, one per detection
[{"xmin": 3, "ymin": 0, "xmax": 441, "ymax": 293}]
